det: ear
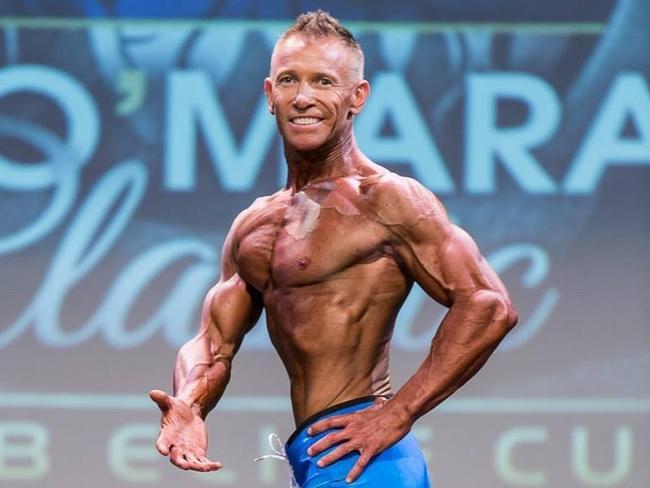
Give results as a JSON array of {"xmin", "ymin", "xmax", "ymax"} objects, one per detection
[
  {"xmin": 349, "ymin": 80, "xmax": 370, "ymax": 116},
  {"xmin": 264, "ymin": 77, "xmax": 275, "ymax": 114}
]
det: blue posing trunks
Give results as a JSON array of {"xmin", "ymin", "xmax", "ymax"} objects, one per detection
[{"xmin": 285, "ymin": 396, "xmax": 431, "ymax": 487}]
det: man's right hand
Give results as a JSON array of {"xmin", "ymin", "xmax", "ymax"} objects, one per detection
[{"xmin": 149, "ymin": 389, "xmax": 223, "ymax": 472}]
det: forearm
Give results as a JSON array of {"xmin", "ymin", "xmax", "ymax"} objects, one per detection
[
  {"xmin": 171, "ymin": 274, "xmax": 260, "ymax": 418},
  {"xmin": 173, "ymin": 332, "xmax": 234, "ymax": 419},
  {"xmin": 390, "ymin": 289, "xmax": 518, "ymax": 423}
]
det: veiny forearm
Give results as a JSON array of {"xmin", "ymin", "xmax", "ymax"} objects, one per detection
[
  {"xmin": 171, "ymin": 275, "xmax": 260, "ymax": 419},
  {"xmin": 173, "ymin": 332, "xmax": 234, "ymax": 419},
  {"xmin": 390, "ymin": 289, "xmax": 518, "ymax": 423}
]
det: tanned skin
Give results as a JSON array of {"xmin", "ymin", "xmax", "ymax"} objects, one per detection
[{"xmin": 150, "ymin": 33, "xmax": 518, "ymax": 482}]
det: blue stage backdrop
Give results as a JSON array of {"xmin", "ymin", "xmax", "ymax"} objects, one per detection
[{"xmin": 0, "ymin": 1, "xmax": 648, "ymax": 487}]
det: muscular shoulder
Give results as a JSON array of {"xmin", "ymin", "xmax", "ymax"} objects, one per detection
[
  {"xmin": 221, "ymin": 190, "xmax": 288, "ymax": 272},
  {"xmin": 229, "ymin": 190, "xmax": 289, "ymax": 237},
  {"xmin": 359, "ymin": 172, "xmax": 449, "ymax": 234}
]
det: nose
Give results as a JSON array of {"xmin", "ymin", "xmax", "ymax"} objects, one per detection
[{"xmin": 292, "ymin": 82, "xmax": 315, "ymax": 110}]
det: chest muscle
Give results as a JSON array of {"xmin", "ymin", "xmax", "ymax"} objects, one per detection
[{"xmin": 236, "ymin": 195, "xmax": 387, "ymax": 291}]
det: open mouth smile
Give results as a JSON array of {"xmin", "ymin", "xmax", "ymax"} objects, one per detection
[{"xmin": 289, "ymin": 116, "xmax": 324, "ymax": 126}]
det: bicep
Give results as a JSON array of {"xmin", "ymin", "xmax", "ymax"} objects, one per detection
[
  {"xmin": 198, "ymin": 211, "xmax": 263, "ymax": 350},
  {"xmin": 409, "ymin": 224, "xmax": 508, "ymax": 303},
  {"xmin": 383, "ymin": 183, "xmax": 507, "ymax": 306},
  {"xmin": 200, "ymin": 274, "xmax": 262, "ymax": 345}
]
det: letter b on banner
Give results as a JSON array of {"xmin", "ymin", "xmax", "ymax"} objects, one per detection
[{"xmin": 0, "ymin": 422, "xmax": 49, "ymax": 480}]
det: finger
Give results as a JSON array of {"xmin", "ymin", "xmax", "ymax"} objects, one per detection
[
  {"xmin": 185, "ymin": 453, "xmax": 208, "ymax": 472},
  {"xmin": 308, "ymin": 414, "xmax": 350, "ymax": 436},
  {"xmin": 345, "ymin": 450, "xmax": 374, "ymax": 483},
  {"xmin": 155, "ymin": 434, "xmax": 171, "ymax": 456},
  {"xmin": 170, "ymin": 448, "xmax": 190, "ymax": 470},
  {"xmin": 316, "ymin": 442, "xmax": 356, "ymax": 467},
  {"xmin": 371, "ymin": 397, "xmax": 388, "ymax": 409},
  {"xmin": 149, "ymin": 390, "xmax": 172, "ymax": 412},
  {"xmin": 199, "ymin": 456, "xmax": 224, "ymax": 471},
  {"xmin": 308, "ymin": 432, "xmax": 345, "ymax": 456}
]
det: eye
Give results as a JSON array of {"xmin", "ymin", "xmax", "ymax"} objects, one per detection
[
  {"xmin": 317, "ymin": 78, "xmax": 333, "ymax": 86},
  {"xmin": 278, "ymin": 75, "xmax": 295, "ymax": 85}
]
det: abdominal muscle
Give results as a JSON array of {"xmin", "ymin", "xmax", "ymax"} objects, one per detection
[{"xmin": 263, "ymin": 266, "xmax": 411, "ymax": 425}]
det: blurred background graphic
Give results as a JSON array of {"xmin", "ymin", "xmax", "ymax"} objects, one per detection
[{"xmin": 0, "ymin": 1, "xmax": 648, "ymax": 486}]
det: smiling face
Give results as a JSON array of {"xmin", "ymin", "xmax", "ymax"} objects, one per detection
[{"xmin": 264, "ymin": 34, "xmax": 369, "ymax": 153}]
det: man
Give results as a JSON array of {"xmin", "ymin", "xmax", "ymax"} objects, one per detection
[{"xmin": 150, "ymin": 10, "xmax": 518, "ymax": 487}]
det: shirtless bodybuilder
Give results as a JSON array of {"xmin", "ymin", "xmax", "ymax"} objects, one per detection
[{"xmin": 150, "ymin": 11, "xmax": 518, "ymax": 487}]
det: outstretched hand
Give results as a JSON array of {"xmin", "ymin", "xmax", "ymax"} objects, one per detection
[
  {"xmin": 149, "ymin": 389, "xmax": 223, "ymax": 472},
  {"xmin": 306, "ymin": 397, "xmax": 413, "ymax": 483}
]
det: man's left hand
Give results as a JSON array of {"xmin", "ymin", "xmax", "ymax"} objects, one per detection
[{"xmin": 306, "ymin": 397, "xmax": 413, "ymax": 483}]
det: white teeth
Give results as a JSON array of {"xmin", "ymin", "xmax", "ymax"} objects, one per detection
[{"xmin": 291, "ymin": 117, "xmax": 321, "ymax": 125}]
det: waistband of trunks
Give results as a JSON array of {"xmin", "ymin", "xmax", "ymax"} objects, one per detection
[{"xmin": 286, "ymin": 395, "xmax": 392, "ymax": 446}]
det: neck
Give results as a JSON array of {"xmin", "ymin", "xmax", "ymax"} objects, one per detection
[{"xmin": 284, "ymin": 128, "xmax": 362, "ymax": 192}]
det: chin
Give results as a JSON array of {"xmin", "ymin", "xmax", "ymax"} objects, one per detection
[
  {"xmin": 279, "ymin": 121, "xmax": 335, "ymax": 152},
  {"xmin": 284, "ymin": 135, "xmax": 330, "ymax": 154}
]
